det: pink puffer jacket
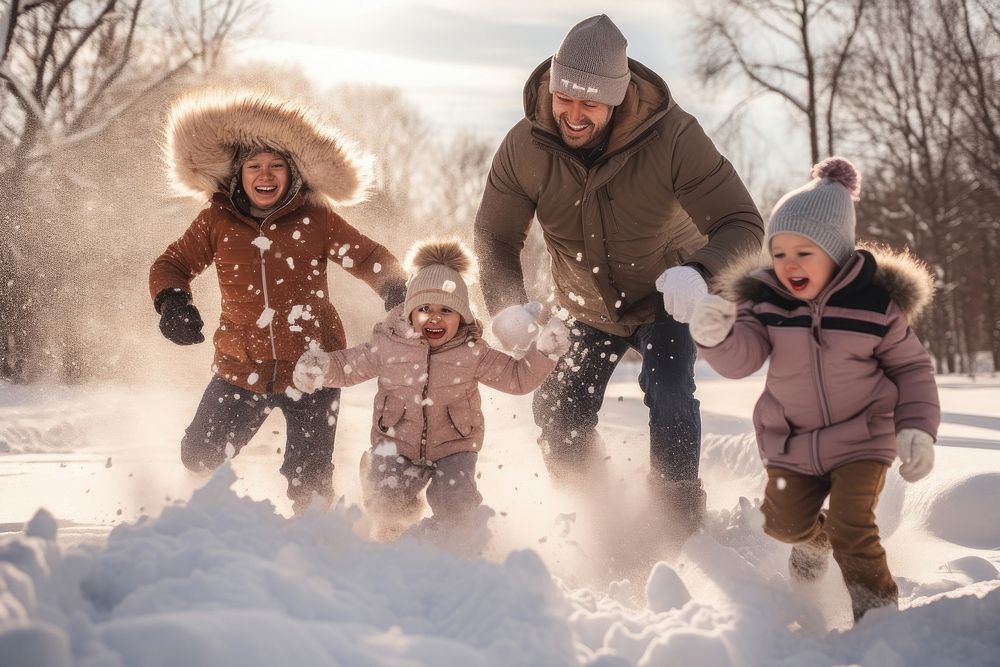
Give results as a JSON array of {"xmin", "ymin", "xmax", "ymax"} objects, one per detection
[
  {"xmin": 699, "ymin": 248, "xmax": 940, "ymax": 475},
  {"xmin": 320, "ymin": 306, "xmax": 557, "ymax": 463}
]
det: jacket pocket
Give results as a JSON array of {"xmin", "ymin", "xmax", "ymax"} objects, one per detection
[
  {"xmin": 377, "ymin": 394, "xmax": 407, "ymax": 433},
  {"xmin": 446, "ymin": 401, "xmax": 477, "ymax": 438},
  {"xmin": 753, "ymin": 391, "xmax": 791, "ymax": 458}
]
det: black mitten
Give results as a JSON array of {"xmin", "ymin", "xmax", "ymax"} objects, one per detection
[{"xmin": 156, "ymin": 290, "xmax": 205, "ymax": 345}]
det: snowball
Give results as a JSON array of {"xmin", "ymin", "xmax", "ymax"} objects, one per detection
[
  {"xmin": 645, "ymin": 562, "xmax": 691, "ymax": 613},
  {"xmin": 25, "ymin": 508, "xmax": 58, "ymax": 540},
  {"xmin": 251, "ymin": 236, "xmax": 271, "ymax": 251}
]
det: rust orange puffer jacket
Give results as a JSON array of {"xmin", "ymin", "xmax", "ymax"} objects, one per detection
[
  {"xmin": 151, "ymin": 90, "xmax": 406, "ymax": 394},
  {"xmin": 150, "ymin": 192, "xmax": 405, "ymax": 394}
]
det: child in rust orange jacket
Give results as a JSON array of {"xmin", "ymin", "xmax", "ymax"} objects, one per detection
[{"xmin": 294, "ymin": 239, "xmax": 570, "ymax": 537}]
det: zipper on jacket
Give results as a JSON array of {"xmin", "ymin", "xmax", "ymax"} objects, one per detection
[
  {"xmin": 418, "ymin": 344, "xmax": 431, "ymax": 462},
  {"xmin": 810, "ymin": 301, "xmax": 832, "ymax": 474},
  {"xmin": 257, "ymin": 220, "xmax": 280, "ymax": 390}
]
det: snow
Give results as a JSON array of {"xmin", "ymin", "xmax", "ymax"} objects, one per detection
[{"xmin": 0, "ymin": 366, "xmax": 999, "ymax": 666}]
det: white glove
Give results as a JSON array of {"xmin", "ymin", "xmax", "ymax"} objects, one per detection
[
  {"xmin": 491, "ymin": 301, "xmax": 543, "ymax": 353},
  {"xmin": 535, "ymin": 317, "xmax": 570, "ymax": 359},
  {"xmin": 293, "ymin": 349, "xmax": 331, "ymax": 394},
  {"xmin": 689, "ymin": 294, "xmax": 737, "ymax": 347},
  {"xmin": 896, "ymin": 428, "xmax": 935, "ymax": 482},
  {"xmin": 656, "ymin": 266, "xmax": 708, "ymax": 323}
]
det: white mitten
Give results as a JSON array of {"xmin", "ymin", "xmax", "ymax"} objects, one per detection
[
  {"xmin": 896, "ymin": 428, "xmax": 935, "ymax": 482},
  {"xmin": 491, "ymin": 301, "xmax": 543, "ymax": 353},
  {"xmin": 293, "ymin": 349, "xmax": 331, "ymax": 394},
  {"xmin": 689, "ymin": 294, "xmax": 737, "ymax": 347},
  {"xmin": 535, "ymin": 317, "xmax": 570, "ymax": 359},
  {"xmin": 656, "ymin": 266, "xmax": 708, "ymax": 323}
]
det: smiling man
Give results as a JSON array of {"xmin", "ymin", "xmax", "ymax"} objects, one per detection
[{"xmin": 474, "ymin": 14, "xmax": 764, "ymax": 537}]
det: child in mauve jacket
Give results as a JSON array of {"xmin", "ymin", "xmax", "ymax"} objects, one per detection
[
  {"xmin": 293, "ymin": 239, "xmax": 570, "ymax": 537},
  {"xmin": 689, "ymin": 157, "xmax": 941, "ymax": 623}
]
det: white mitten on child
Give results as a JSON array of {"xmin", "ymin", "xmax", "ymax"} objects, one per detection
[
  {"xmin": 689, "ymin": 294, "xmax": 737, "ymax": 347},
  {"xmin": 536, "ymin": 317, "xmax": 570, "ymax": 359},
  {"xmin": 293, "ymin": 349, "xmax": 331, "ymax": 394},
  {"xmin": 491, "ymin": 301, "xmax": 543, "ymax": 354},
  {"xmin": 896, "ymin": 428, "xmax": 935, "ymax": 482}
]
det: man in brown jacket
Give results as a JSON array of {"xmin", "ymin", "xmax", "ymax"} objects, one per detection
[{"xmin": 474, "ymin": 15, "xmax": 763, "ymax": 533}]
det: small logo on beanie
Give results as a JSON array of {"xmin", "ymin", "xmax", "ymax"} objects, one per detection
[{"xmin": 560, "ymin": 79, "xmax": 599, "ymax": 95}]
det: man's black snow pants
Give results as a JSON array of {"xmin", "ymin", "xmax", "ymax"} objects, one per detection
[{"xmin": 531, "ymin": 310, "xmax": 701, "ymax": 484}]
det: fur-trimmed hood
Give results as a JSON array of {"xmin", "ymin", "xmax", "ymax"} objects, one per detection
[
  {"xmin": 711, "ymin": 244, "xmax": 935, "ymax": 322},
  {"xmin": 164, "ymin": 90, "xmax": 372, "ymax": 208}
]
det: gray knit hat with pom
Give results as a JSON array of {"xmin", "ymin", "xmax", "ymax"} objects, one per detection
[
  {"xmin": 766, "ymin": 157, "xmax": 862, "ymax": 265},
  {"xmin": 549, "ymin": 15, "xmax": 630, "ymax": 107}
]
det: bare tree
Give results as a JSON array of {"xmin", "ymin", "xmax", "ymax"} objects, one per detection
[
  {"xmin": 843, "ymin": 0, "xmax": 989, "ymax": 372},
  {"xmin": 0, "ymin": 0, "xmax": 262, "ymax": 381},
  {"xmin": 693, "ymin": 0, "xmax": 867, "ymax": 165}
]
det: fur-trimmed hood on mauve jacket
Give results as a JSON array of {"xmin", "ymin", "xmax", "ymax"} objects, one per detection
[
  {"xmin": 318, "ymin": 306, "xmax": 558, "ymax": 463},
  {"xmin": 699, "ymin": 246, "xmax": 940, "ymax": 475},
  {"xmin": 150, "ymin": 91, "xmax": 406, "ymax": 394}
]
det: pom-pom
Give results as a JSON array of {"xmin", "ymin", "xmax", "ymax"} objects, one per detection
[
  {"xmin": 811, "ymin": 156, "xmax": 861, "ymax": 200},
  {"xmin": 405, "ymin": 238, "xmax": 476, "ymax": 277}
]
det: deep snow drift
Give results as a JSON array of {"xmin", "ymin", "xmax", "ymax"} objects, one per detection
[{"xmin": 1, "ymin": 363, "xmax": 999, "ymax": 666}]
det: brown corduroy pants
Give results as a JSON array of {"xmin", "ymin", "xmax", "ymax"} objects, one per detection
[{"xmin": 762, "ymin": 460, "xmax": 897, "ymax": 621}]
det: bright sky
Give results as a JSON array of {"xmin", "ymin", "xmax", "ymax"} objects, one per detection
[
  {"xmin": 239, "ymin": 0, "xmax": 801, "ymax": 189},
  {"xmin": 245, "ymin": 1, "xmax": 707, "ymax": 134}
]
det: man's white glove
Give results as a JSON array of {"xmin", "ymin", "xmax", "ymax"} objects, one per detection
[
  {"xmin": 535, "ymin": 317, "xmax": 570, "ymax": 359},
  {"xmin": 656, "ymin": 266, "xmax": 709, "ymax": 323},
  {"xmin": 896, "ymin": 428, "xmax": 935, "ymax": 482},
  {"xmin": 689, "ymin": 294, "xmax": 737, "ymax": 347},
  {"xmin": 491, "ymin": 301, "xmax": 543, "ymax": 354},
  {"xmin": 293, "ymin": 349, "xmax": 331, "ymax": 394}
]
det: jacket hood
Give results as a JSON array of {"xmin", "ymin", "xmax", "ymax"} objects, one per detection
[
  {"xmin": 164, "ymin": 90, "xmax": 373, "ymax": 209},
  {"xmin": 713, "ymin": 244, "xmax": 935, "ymax": 322},
  {"xmin": 523, "ymin": 57, "xmax": 675, "ymax": 153}
]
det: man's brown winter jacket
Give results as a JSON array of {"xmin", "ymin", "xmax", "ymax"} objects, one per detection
[{"xmin": 475, "ymin": 58, "xmax": 763, "ymax": 336}]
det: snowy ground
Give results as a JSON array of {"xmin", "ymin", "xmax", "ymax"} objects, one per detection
[{"xmin": 1, "ymin": 361, "xmax": 999, "ymax": 666}]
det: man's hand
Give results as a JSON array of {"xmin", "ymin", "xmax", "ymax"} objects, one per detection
[
  {"xmin": 536, "ymin": 317, "xmax": 570, "ymax": 359},
  {"xmin": 158, "ymin": 292, "xmax": 204, "ymax": 345},
  {"xmin": 491, "ymin": 301, "xmax": 543, "ymax": 353},
  {"xmin": 897, "ymin": 428, "xmax": 935, "ymax": 482},
  {"xmin": 655, "ymin": 266, "xmax": 708, "ymax": 324},
  {"xmin": 689, "ymin": 295, "xmax": 737, "ymax": 347},
  {"xmin": 293, "ymin": 349, "xmax": 331, "ymax": 394}
]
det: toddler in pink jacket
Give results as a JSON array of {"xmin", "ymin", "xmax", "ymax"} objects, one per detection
[
  {"xmin": 689, "ymin": 158, "xmax": 941, "ymax": 623},
  {"xmin": 294, "ymin": 239, "xmax": 569, "ymax": 539}
]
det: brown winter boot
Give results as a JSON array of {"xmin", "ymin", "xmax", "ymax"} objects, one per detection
[{"xmin": 789, "ymin": 529, "xmax": 832, "ymax": 583}]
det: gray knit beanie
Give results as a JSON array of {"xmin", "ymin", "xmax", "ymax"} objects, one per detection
[
  {"xmin": 549, "ymin": 15, "xmax": 630, "ymax": 107},
  {"xmin": 766, "ymin": 157, "xmax": 862, "ymax": 266}
]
